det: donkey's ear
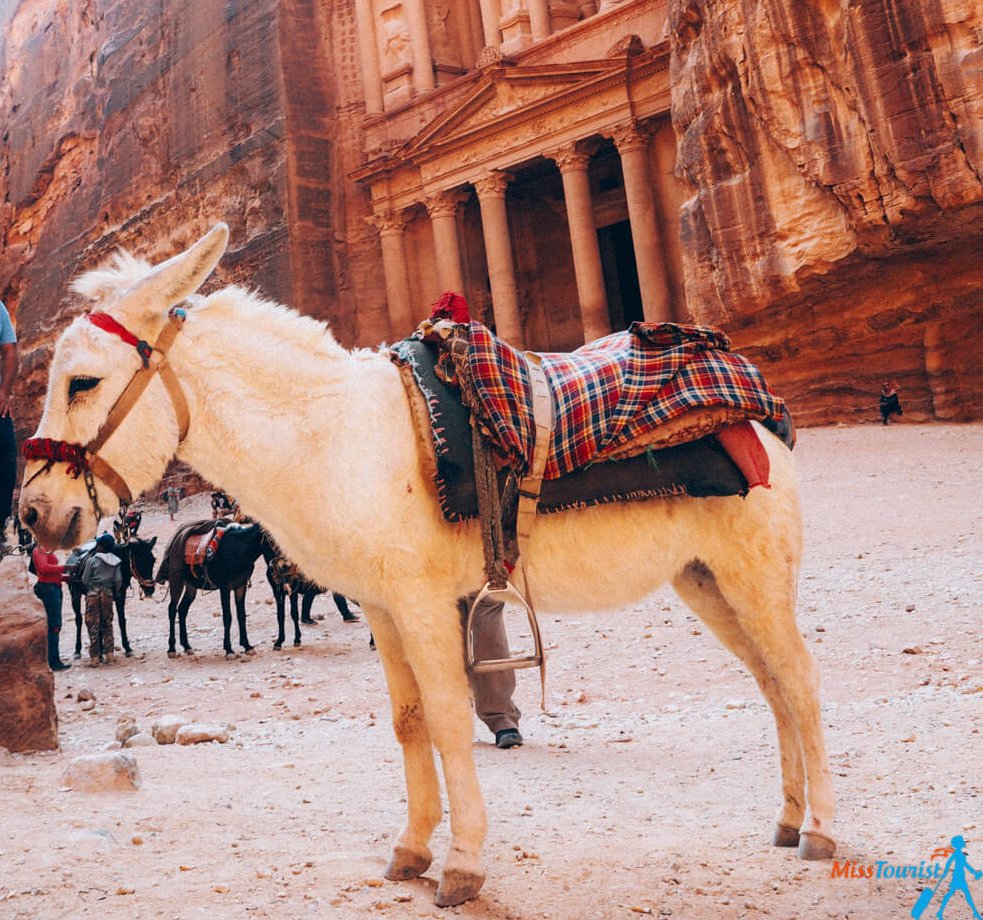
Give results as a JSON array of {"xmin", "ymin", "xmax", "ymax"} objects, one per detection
[{"xmin": 127, "ymin": 223, "xmax": 230, "ymax": 313}]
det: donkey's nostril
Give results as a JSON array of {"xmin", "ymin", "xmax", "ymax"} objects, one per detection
[{"xmin": 22, "ymin": 506, "xmax": 39, "ymax": 528}]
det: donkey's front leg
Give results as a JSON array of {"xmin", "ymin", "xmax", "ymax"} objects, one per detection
[
  {"xmin": 234, "ymin": 584, "xmax": 254, "ymax": 653},
  {"xmin": 363, "ymin": 605, "xmax": 442, "ymax": 883},
  {"xmin": 115, "ymin": 595, "xmax": 133, "ymax": 656},
  {"xmin": 397, "ymin": 606, "xmax": 487, "ymax": 907}
]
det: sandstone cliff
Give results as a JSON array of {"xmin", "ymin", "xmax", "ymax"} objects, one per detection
[
  {"xmin": 0, "ymin": 0, "xmax": 385, "ymax": 448},
  {"xmin": 669, "ymin": 0, "xmax": 983, "ymax": 424}
]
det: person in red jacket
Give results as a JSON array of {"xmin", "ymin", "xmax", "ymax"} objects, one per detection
[{"xmin": 31, "ymin": 544, "xmax": 71, "ymax": 671}]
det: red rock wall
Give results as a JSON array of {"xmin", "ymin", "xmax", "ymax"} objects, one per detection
[
  {"xmin": 669, "ymin": 0, "xmax": 983, "ymax": 424},
  {"xmin": 0, "ymin": 0, "xmax": 386, "ymax": 455}
]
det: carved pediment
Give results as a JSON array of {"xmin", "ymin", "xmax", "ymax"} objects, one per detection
[{"xmin": 399, "ymin": 61, "xmax": 619, "ymax": 159}]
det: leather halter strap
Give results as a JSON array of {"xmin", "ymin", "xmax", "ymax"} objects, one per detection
[{"xmin": 22, "ymin": 308, "xmax": 190, "ymax": 518}]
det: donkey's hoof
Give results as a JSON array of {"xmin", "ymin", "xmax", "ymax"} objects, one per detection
[
  {"xmin": 293, "ymin": 640, "xmax": 301, "ymax": 647},
  {"xmin": 273, "ymin": 642, "xmax": 283, "ymax": 650},
  {"xmin": 435, "ymin": 868, "xmax": 485, "ymax": 908},
  {"xmin": 772, "ymin": 824, "xmax": 800, "ymax": 848},
  {"xmin": 167, "ymin": 650, "xmax": 177, "ymax": 659},
  {"xmin": 243, "ymin": 646, "xmax": 256, "ymax": 656},
  {"xmin": 384, "ymin": 846, "xmax": 431, "ymax": 881},
  {"xmin": 124, "ymin": 649, "xmax": 133, "ymax": 658},
  {"xmin": 798, "ymin": 831, "xmax": 836, "ymax": 860},
  {"xmin": 225, "ymin": 652, "xmax": 236, "ymax": 660},
  {"xmin": 73, "ymin": 651, "xmax": 82, "ymax": 660}
]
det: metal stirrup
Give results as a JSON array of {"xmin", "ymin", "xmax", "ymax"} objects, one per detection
[{"xmin": 465, "ymin": 353, "xmax": 553, "ymax": 708}]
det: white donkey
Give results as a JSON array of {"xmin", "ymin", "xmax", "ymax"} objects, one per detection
[{"xmin": 19, "ymin": 224, "xmax": 835, "ymax": 907}]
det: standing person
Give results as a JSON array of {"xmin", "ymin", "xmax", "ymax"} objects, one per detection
[
  {"xmin": 0, "ymin": 299, "xmax": 19, "ymax": 545},
  {"xmin": 79, "ymin": 533, "xmax": 122, "ymax": 666},
  {"xmin": 164, "ymin": 485, "xmax": 180, "ymax": 521},
  {"xmin": 879, "ymin": 380, "xmax": 903, "ymax": 424},
  {"xmin": 467, "ymin": 595, "xmax": 523, "ymax": 749},
  {"xmin": 30, "ymin": 543, "xmax": 72, "ymax": 671}
]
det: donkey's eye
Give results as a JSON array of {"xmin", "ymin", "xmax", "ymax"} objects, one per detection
[{"xmin": 68, "ymin": 376, "xmax": 101, "ymax": 402}]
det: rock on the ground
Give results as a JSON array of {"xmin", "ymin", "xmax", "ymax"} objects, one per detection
[
  {"xmin": 115, "ymin": 715, "xmax": 139, "ymax": 744},
  {"xmin": 0, "ymin": 563, "xmax": 58, "ymax": 753},
  {"xmin": 151, "ymin": 714, "xmax": 187, "ymax": 744},
  {"xmin": 175, "ymin": 723, "xmax": 234, "ymax": 745},
  {"xmin": 124, "ymin": 732, "xmax": 158, "ymax": 748},
  {"xmin": 61, "ymin": 752, "xmax": 142, "ymax": 792}
]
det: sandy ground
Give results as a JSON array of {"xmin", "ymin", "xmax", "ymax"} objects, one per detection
[{"xmin": 1, "ymin": 423, "xmax": 980, "ymax": 920}]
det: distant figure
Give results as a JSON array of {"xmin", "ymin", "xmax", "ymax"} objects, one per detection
[
  {"xmin": 164, "ymin": 485, "xmax": 181, "ymax": 521},
  {"xmin": 879, "ymin": 381, "xmax": 903, "ymax": 425},
  {"xmin": 30, "ymin": 543, "xmax": 72, "ymax": 671},
  {"xmin": 79, "ymin": 533, "xmax": 123, "ymax": 666}
]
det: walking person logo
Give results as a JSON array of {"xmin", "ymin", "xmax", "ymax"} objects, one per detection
[{"xmin": 912, "ymin": 836, "xmax": 983, "ymax": 919}]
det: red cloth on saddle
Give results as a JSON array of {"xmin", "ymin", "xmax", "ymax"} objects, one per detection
[
  {"xmin": 184, "ymin": 528, "xmax": 224, "ymax": 567},
  {"xmin": 465, "ymin": 321, "xmax": 788, "ymax": 480}
]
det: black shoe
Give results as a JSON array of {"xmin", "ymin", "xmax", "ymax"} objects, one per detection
[
  {"xmin": 50, "ymin": 660, "xmax": 72, "ymax": 671},
  {"xmin": 495, "ymin": 728, "xmax": 523, "ymax": 749}
]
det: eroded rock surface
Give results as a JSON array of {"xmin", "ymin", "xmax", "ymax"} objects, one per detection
[
  {"xmin": 0, "ymin": 560, "xmax": 58, "ymax": 753},
  {"xmin": 669, "ymin": 0, "xmax": 983, "ymax": 423}
]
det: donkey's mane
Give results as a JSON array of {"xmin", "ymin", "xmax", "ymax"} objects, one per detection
[{"xmin": 71, "ymin": 249, "xmax": 360, "ymax": 360}]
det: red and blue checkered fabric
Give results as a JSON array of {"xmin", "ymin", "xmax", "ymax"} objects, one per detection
[{"xmin": 467, "ymin": 321, "xmax": 787, "ymax": 480}]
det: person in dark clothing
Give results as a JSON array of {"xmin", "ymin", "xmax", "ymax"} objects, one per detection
[
  {"xmin": 79, "ymin": 533, "xmax": 123, "ymax": 666},
  {"xmin": 31, "ymin": 544, "xmax": 72, "ymax": 671},
  {"xmin": 879, "ymin": 381, "xmax": 903, "ymax": 424},
  {"xmin": 0, "ymin": 300, "xmax": 19, "ymax": 545}
]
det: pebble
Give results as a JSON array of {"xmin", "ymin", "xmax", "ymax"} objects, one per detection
[{"xmin": 77, "ymin": 688, "xmax": 95, "ymax": 702}]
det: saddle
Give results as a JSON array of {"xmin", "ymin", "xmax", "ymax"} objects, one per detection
[
  {"xmin": 390, "ymin": 316, "xmax": 793, "ymax": 523},
  {"xmin": 184, "ymin": 527, "xmax": 225, "ymax": 568}
]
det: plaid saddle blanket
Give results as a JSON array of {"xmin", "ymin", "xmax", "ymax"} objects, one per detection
[{"xmin": 456, "ymin": 321, "xmax": 791, "ymax": 479}]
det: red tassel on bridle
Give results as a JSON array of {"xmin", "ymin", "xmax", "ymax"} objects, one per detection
[{"xmin": 22, "ymin": 438, "xmax": 89, "ymax": 479}]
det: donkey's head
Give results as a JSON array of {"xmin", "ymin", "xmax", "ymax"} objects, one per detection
[{"xmin": 19, "ymin": 224, "xmax": 229, "ymax": 549}]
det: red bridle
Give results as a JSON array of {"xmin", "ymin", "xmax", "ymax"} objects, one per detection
[{"xmin": 22, "ymin": 308, "xmax": 190, "ymax": 522}]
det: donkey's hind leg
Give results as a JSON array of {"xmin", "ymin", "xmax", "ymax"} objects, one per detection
[
  {"xmin": 116, "ymin": 595, "xmax": 133, "ymax": 656},
  {"xmin": 674, "ymin": 561, "xmax": 806, "ymax": 846},
  {"xmin": 707, "ymin": 558, "xmax": 836, "ymax": 860},
  {"xmin": 362, "ymin": 604, "xmax": 442, "ymax": 884},
  {"xmin": 233, "ymin": 584, "xmax": 254, "ymax": 654},
  {"xmin": 289, "ymin": 593, "xmax": 301, "ymax": 647}
]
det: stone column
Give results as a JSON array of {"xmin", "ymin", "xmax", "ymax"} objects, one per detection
[
  {"xmin": 405, "ymin": 0, "xmax": 435, "ymax": 92},
  {"xmin": 425, "ymin": 189, "xmax": 470, "ymax": 296},
  {"xmin": 528, "ymin": 0, "xmax": 551, "ymax": 40},
  {"xmin": 611, "ymin": 122, "xmax": 672, "ymax": 323},
  {"xmin": 478, "ymin": 0, "xmax": 503, "ymax": 46},
  {"xmin": 550, "ymin": 143, "xmax": 611, "ymax": 342},
  {"xmin": 354, "ymin": 1, "xmax": 384, "ymax": 114},
  {"xmin": 474, "ymin": 172, "xmax": 523, "ymax": 346},
  {"xmin": 368, "ymin": 210, "xmax": 416, "ymax": 338}
]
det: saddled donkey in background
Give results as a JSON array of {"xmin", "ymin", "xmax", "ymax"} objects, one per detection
[
  {"xmin": 66, "ymin": 536, "xmax": 157, "ymax": 657},
  {"xmin": 155, "ymin": 518, "xmax": 269, "ymax": 658},
  {"xmin": 264, "ymin": 535, "xmax": 358, "ymax": 649},
  {"xmin": 19, "ymin": 225, "xmax": 836, "ymax": 908}
]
